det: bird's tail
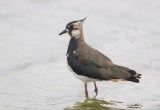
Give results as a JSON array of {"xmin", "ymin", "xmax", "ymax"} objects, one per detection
[{"xmin": 126, "ymin": 70, "xmax": 141, "ymax": 83}]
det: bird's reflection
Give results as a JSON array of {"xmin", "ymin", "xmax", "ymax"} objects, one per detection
[
  {"xmin": 64, "ymin": 97, "xmax": 143, "ymax": 110},
  {"xmin": 64, "ymin": 97, "xmax": 123, "ymax": 110}
]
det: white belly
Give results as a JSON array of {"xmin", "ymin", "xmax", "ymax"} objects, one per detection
[{"xmin": 66, "ymin": 55, "xmax": 98, "ymax": 83}]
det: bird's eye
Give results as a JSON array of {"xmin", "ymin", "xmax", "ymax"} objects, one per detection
[{"xmin": 69, "ymin": 24, "xmax": 74, "ymax": 30}]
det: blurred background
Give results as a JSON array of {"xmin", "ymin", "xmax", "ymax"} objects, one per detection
[{"xmin": 0, "ymin": 0, "xmax": 160, "ymax": 109}]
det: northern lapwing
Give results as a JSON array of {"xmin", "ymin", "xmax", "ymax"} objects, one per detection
[{"xmin": 59, "ymin": 18, "xmax": 141, "ymax": 98}]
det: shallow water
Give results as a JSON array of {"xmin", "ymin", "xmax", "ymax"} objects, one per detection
[{"xmin": 0, "ymin": 0, "xmax": 160, "ymax": 110}]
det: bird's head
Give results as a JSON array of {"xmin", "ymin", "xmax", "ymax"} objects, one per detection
[{"xmin": 59, "ymin": 17, "xmax": 87, "ymax": 39}]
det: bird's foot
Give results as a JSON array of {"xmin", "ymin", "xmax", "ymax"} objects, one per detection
[
  {"xmin": 85, "ymin": 91, "xmax": 89, "ymax": 98},
  {"xmin": 94, "ymin": 88, "xmax": 98, "ymax": 95}
]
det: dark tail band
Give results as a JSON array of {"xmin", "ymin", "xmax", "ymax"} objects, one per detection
[{"xmin": 127, "ymin": 70, "xmax": 142, "ymax": 83}]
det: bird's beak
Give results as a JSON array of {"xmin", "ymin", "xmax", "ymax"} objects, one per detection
[{"xmin": 59, "ymin": 29, "xmax": 67, "ymax": 36}]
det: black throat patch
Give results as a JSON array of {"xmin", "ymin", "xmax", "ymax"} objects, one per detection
[{"xmin": 67, "ymin": 37, "xmax": 78, "ymax": 55}]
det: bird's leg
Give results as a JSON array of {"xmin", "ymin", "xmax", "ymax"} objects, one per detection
[
  {"xmin": 84, "ymin": 83, "xmax": 88, "ymax": 98},
  {"xmin": 94, "ymin": 82, "xmax": 98, "ymax": 95}
]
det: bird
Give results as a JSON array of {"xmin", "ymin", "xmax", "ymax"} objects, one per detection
[{"xmin": 59, "ymin": 18, "xmax": 141, "ymax": 98}]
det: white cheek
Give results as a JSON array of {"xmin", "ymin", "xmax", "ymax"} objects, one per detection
[{"xmin": 71, "ymin": 30, "xmax": 80, "ymax": 38}]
